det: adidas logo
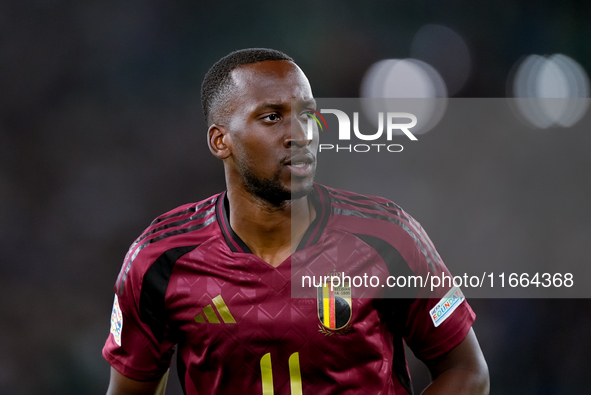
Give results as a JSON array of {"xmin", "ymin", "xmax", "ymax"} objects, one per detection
[{"xmin": 194, "ymin": 295, "xmax": 236, "ymax": 324}]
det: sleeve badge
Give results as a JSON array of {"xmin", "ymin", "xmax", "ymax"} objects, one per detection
[
  {"xmin": 429, "ymin": 286, "xmax": 465, "ymax": 327},
  {"xmin": 110, "ymin": 294, "xmax": 123, "ymax": 346}
]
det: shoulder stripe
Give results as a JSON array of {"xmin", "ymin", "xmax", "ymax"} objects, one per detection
[
  {"xmin": 329, "ymin": 188, "xmax": 393, "ymax": 202},
  {"xmin": 131, "ymin": 206, "xmax": 215, "ymax": 250},
  {"xmin": 329, "ymin": 194, "xmax": 442, "ymax": 267},
  {"xmin": 329, "ymin": 189, "xmax": 405, "ymax": 214},
  {"xmin": 117, "ymin": 198, "xmax": 217, "ymax": 287},
  {"xmin": 116, "ymin": 214, "xmax": 216, "ymax": 295},
  {"xmin": 142, "ymin": 197, "xmax": 218, "ymax": 241},
  {"xmin": 332, "ymin": 207, "xmax": 438, "ymax": 272},
  {"xmin": 116, "ymin": 198, "xmax": 218, "ymax": 294}
]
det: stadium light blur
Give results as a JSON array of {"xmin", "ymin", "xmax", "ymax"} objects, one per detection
[
  {"xmin": 410, "ymin": 24, "xmax": 471, "ymax": 96},
  {"xmin": 360, "ymin": 58, "xmax": 448, "ymax": 135},
  {"xmin": 509, "ymin": 54, "xmax": 590, "ymax": 129}
]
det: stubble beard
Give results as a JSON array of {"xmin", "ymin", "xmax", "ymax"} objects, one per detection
[{"xmin": 238, "ymin": 161, "xmax": 315, "ymax": 207}]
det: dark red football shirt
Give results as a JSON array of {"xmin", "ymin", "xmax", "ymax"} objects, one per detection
[{"xmin": 103, "ymin": 184, "xmax": 475, "ymax": 394}]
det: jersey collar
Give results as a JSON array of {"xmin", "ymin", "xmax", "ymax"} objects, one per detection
[{"xmin": 216, "ymin": 184, "xmax": 331, "ymax": 254}]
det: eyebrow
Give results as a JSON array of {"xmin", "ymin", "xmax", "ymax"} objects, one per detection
[
  {"xmin": 253, "ymin": 103, "xmax": 288, "ymax": 113},
  {"xmin": 298, "ymin": 98, "xmax": 317, "ymax": 108},
  {"xmin": 252, "ymin": 99, "xmax": 317, "ymax": 114}
]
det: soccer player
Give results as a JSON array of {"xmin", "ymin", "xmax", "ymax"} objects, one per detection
[{"xmin": 103, "ymin": 48, "xmax": 489, "ymax": 394}]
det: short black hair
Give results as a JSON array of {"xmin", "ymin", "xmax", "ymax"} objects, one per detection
[{"xmin": 201, "ymin": 48, "xmax": 294, "ymax": 125}]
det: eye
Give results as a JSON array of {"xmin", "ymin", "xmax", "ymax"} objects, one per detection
[{"xmin": 263, "ymin": 113, "xmax": 281, "ymax": 123}]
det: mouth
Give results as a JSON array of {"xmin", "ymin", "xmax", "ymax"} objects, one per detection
[
  {"xmin": 290, "ymin": 161, "xmax": 310, "ymax": 168},
  {"xmin": 286, "ymin": 153, "xmax": 315, "ymax": 176}
]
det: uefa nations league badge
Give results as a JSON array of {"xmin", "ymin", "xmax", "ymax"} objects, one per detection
[{"xmin": 110, "ymin": 294, "xmax": 123, "ymax": 346}]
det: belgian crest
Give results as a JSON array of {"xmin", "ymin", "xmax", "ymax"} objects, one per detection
[{"xmin": 317, "ymin": 272, "xmax": 352, "ymax": 335}]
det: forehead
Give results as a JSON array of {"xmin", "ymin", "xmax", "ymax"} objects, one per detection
[{"xmin": 229, "ymin": 60, "xmax": 313, "ymax": 109}]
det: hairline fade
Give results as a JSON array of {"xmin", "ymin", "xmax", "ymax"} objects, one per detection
[{"xmin": 201, "ymin": 48, "xmax": 294, "ymax": 126}]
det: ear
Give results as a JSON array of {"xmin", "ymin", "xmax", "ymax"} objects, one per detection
[{"xmin": 208, "ymin": 124, "xmax": 231, "ymax": 160}]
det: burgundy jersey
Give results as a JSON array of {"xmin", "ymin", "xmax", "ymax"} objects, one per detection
[{"xmin": 103, "ymin": 184, "xmax": 475, "ymax": 394}]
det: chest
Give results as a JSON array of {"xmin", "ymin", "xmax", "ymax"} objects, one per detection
[{"xmin": 164, "ymin": 237, "xmax": 395, "ymax": 351}]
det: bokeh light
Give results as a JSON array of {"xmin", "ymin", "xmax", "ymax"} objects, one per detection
[
  {"xmin": 509, "ymin": 54, "xmax": 590, "ymax": 128},
  {"xmin": 360, "ymin": 58, "xmax": 447, "ymax": 135},
  {"xmin": 410, "ymin": 24, "xmax": 471, "ymax": 96}
]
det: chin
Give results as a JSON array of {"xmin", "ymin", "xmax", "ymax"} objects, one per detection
[
  {"xmin": 289, "ymin": 179, "xmax": 315, "ymax": 201},
  {"xmin": 240, "ymin": 165, "xmax": 315, "ymax": 206}
]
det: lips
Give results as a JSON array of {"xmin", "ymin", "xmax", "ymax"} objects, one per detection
[{"xmin": 286, "ymin": 153, "xmax": 315, "ymax": 176}]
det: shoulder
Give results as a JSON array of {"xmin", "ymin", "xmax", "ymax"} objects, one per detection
[
  {"xmin": 136, "ymin": 193, "xmax": 221, "ymax": 252},
  {"xmin": 316, "ymin": 184, "xmax": 442, "ymax": 272},
  {"xmin": 318, "ymin": 183, "xmax": 418, "ymax": 236},
  {"xmin": 320, "ymin": 184, "xmax": 406, "ymax": 211},
  {"xmin": 115, "ymin": 193, "xmax": 222, "ymax": 295},
  {"xmin": 149, "ymin": 194, "xmax": 220, "ymax": 227}
]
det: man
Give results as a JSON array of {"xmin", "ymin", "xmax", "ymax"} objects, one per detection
[{"xmin": 104, "ymin": 48, "xmax": 489, "ymax": 394}]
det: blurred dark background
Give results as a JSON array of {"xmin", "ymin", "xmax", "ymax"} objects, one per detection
[{"xmin": 1, "ymin": 1, "xmax": 590, "ymax": 394}]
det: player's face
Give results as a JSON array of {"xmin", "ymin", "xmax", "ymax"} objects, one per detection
[{"xmin": 225, "ymin": 60, "xmax": 319, "ymax": 205}]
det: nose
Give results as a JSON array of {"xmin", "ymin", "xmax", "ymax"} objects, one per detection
[{"xmin": 284, "ymin": 117, "xmax": 312, "ymax": 148}]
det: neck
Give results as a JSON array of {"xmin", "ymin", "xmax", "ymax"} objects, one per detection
[{"xmin": 226, "ymin": 186, "xmax": 315, "ymax": 267}]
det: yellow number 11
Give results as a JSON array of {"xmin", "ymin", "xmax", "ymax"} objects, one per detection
[{"xmin": 260, "ymin": 352, "xmax": 302, "ymax": 395}]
